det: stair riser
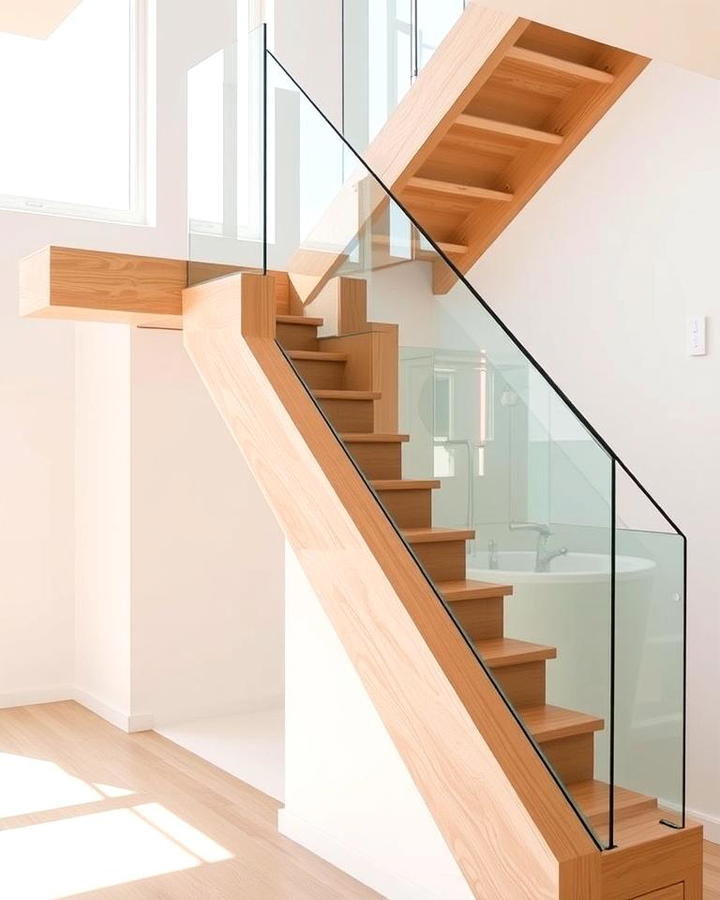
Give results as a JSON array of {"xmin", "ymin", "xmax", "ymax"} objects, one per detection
[
  {"xmin": 291, "ymin": 358, "xmax": 347, "ymax": 391},
  {"xmin": 449, "ymin": 597, "xmax": 504, "ymax": 641},
  {"xmin": 539, "ymin": 732, "xmax": 595, "ymax": 785},
  {"xmin": 492, "ymin": 660, "xmax": 546, "ymax": 708},
  {"xmin": 375, "ymin": 488, "xmax": 432, "ymax": 529},
  {"xmin": 410, "ymin": 539, "xmax": 467, "ymax": 583},
  {"xmin": 276, "ymin": 322, "xmax": 319, "ymax": 351},
  {"xmin": 344, "ymin": 442, "xmax": 403, "ymax": 480},
  {"xmin": 318, "ymin": 398, "xmax": 374, "ymax": 433}
]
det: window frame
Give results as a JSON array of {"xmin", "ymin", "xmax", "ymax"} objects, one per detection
[{"xmin": 0, "ymin": 0, "xmax": 150, "ymax": 225}]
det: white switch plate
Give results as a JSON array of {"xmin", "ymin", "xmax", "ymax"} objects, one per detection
[{"xmin": 687, "ymin": 315, "xmax": 706, "ymax": 356}]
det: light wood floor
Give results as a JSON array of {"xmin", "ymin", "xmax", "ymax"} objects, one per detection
[
  {"xmin": 0, "ymin": 701, "xmax": 379, "ymax": 899},
  {"xmin": 0, "ymin": 701, "xmax": 716, "ymax": 899}
]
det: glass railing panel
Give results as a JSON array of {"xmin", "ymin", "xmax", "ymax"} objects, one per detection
[
  {"xmin": 187, "ymin": 27, "xmax": 265, "ymax": 283},
  {"xmin": 266, "ymin": 49, "xmax": 613, "ymax": 848},
  {"xmin": 342, "ymin": 1, "xmax": 463, "ymax": 152},
  {"xmin": 187, "ymin": 31, "xmax": 686, "ymax": 850},
  {"xmin": 615, "ymin": 468, "xmax": 685, "ymax": 833}
]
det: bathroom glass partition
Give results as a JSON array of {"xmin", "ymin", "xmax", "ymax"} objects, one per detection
[{"xmin": 186, "ymin": 29, "xmax": 687, "ymax": 852}]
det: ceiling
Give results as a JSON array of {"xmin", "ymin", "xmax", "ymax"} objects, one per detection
[
  {"xmin": 0, "ymin": 0, "xmax": 82, "ymax": 39},
  {"xmin": 483, "ymin": 0, "xmax": 720, "ymax": 80}
]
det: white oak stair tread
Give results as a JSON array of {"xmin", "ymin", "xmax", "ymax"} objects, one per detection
[
  {"xmin": 372, "ymin": 479, "xmax": 441, "ymax": 491},
  {"xmin": 287, "ymin": 350, "xmax": 348, "ymax": 362},
  {"xmin": 276, "ymin": 314, "xmax": 324, "ymax": 326},
  {"xmin": 341, "ymin": 433, "xmax": 410, "ymax": 443},
  {"xmin": 314, "ymin": 390, "xmax": 382, "ymax": 400},
  {"xmin": 438, "ymin": 578, "xmax": 513, "ymax": 600},
  {"xmin": 569, "ymin": 779, "xmax": 656, "ymax": 824},
  {"xmin": 406, "ymin": 177, "xmax": 514, "ymax": 203},
  {"xmin": 609, "ymin": 806, "xmax": 702, "ymax": 850},
  {"xmin": 474, "ymin": 637, "xmax": 557, "ymax": 668},
  {"xmin": 520, "ymin": 704, "xmax": 605, "ymax": 742},
  {"xmin": 403, "ymin": 527, "xmax": 475, "ymax": 544},
  {"xmin": 504, "ymin": 45, "xmax": 615, "ymax": 83},
  {"xmin": 454, "ymin": 114, "xmax": 563, "ymax": 145}
]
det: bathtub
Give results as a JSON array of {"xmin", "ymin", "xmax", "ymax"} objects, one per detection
[
  {"xmin": 467, "ymin": 550, "xmax": 657, "ymax": 782},
  {"xmin": 468, "ymin": 550, "xmax": 655, "ymax": 585}
]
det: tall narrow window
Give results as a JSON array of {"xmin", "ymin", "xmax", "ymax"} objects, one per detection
[{"xmin": 0, "ymin": 0, "xmax": 148, "ymax": 222}]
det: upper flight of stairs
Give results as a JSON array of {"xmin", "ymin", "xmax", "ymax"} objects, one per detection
[{"xmin": 288, "ymin": 5, "xmax": 650, "ymax": 303}]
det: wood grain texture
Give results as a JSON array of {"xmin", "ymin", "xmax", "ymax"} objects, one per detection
[
  {"xmin": 19, "ymin": 246, "xmax": 187, "ymax": 328},
  {"xmin": 183, "ymin": 271, "xmax": 601, "ymax": 899},
  {"xmin": 286, "ymin": 4, "xmax": 528, "ymax": 303},
  {"xmin": 279, "ymin": 4, "xmax": 648, "ymax": 300},
  {"xmin": 0, "ymin": 701, "xmax": 377, "ymax": 899},
  {"xmin": 600, "ymin": 810, "xmax": 703, "ymax": 900}
]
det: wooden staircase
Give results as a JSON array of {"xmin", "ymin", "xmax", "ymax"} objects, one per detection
[
  {"xmin": 18, "ymin": 249, "xmax": 704, "ymax": 896},
  {"xmin": 270, "ymin": 281, "xmax": 702, "ymax": 897},
  {"xmin": 287, "ymin": 5, "xmax": 650, "ymax": 303},
  {"xmin": 275, "ymin": 298, "xmax": 661, "ymax": 841}
]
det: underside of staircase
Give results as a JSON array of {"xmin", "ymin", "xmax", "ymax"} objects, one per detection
[{"xmin": 287, "ymin": 3, "xmax": 649, "ymax": 303}]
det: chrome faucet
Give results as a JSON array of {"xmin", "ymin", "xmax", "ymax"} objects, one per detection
[
  {"xmin": 488, "ymin": 538, "xmax": 499, "ymax": 570},
  {"xmin": 509, "ymin": 522, "xmax": 568, "ymax": 573}
]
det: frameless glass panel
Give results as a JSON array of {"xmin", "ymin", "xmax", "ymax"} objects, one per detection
[
  {"xmin": 615, "ymin": 468, "xmax": 685, "ymax": 832},
  {"xmin": 266, "ymin": 50, "xmax": 614, "ymax": 848},
  {"xmin": 186, "ymin": 28, "xmax": 686, "ymax": 851},
  {"xmin": 188, "ymin": 27, "xmax": 265, "ymax": 280},
  {"xmin": 342, "ymin": 0, "xmax": 463, "ymax": 152},
  {"xmin": 416, "ymin": 0, "xmax": 465, "ymax": 70}
]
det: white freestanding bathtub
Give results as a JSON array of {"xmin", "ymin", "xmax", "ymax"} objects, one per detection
[{"xmin": 467, "ymin": 550, "xmax": 656, "ymax": 781}]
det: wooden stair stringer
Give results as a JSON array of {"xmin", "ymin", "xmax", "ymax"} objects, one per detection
[{"xmin": 182, "ymin": 271, "xmax": 600, "ymax": 899}]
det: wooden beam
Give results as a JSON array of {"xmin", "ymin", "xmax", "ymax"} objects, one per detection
[
  {"xmin": 504, "ymin": 46, "xmax": 615, "ymax": 83},
  {"xmin": 407, "ymin": 176, "xmax": 514, "ymax": 203},
  {"xmin": 19, "ymin": 246, "xmax": 187, "ymax": 328},
  {"xmin": 454, "ymin": 113, "xmax": 564, "ymax": 145},
  {"xmin": 182, "ymin": 271, "xmax": 601, "ymax": 898}
]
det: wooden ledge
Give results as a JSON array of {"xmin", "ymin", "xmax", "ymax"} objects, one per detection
[{"xmin": 19, "ymin": 246, "xmax": 188, "ymax": 329}]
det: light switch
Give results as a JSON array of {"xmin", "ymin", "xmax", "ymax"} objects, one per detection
[{"xmin": 687, "ymin": 315, "xmax": 706, "ymax": 356}]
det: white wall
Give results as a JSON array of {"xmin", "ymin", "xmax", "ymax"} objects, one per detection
[
  {"xmin": 74, "ymin": 324, "xmax": 132, "ymax": 726},
  {"xmin": 1, "ymin": 0, "xmax": 285, "ymax": 728},
  {"xmin": 130, "ymin": 327, "xmax": 284, "ymax": 725},
  {"xmin": 481, "ymin": 0, "xmax": 720, "ymax": 81},
  {"xmin": 281, "ymin": 544, "xmax": 472, "ymax": 900},
  {"xmin": 468, "ymin": 60, "xmax": 720, "ymax": 838}
]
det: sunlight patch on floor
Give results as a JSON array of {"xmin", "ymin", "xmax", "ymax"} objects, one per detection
[
  {"xmin": 0, "ymin": 804, "xmax": 233, "ymax": 899},
  {"xmin": 0, "ymin": 752, "xmax": 105, "ymax": 818}
]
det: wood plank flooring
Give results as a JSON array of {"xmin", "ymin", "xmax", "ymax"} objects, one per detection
[
  {"xmin": 0, "ymin": 701, "xmax": 378, "ymax": 899},
  {"xmin": 0, "ymin": 700, "xmax": 715, "ymax": 898}
]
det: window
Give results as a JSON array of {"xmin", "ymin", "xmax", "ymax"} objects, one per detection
[
  {"xmin": 187, "ymin": 0, "xmax": 264, "ymax": 245},
  {"xmin": 0, "ymin": 0, "xmax": 148, "ymax": 223}
]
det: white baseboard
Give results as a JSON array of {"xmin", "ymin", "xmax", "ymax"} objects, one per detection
[
  {"xmin": 0, "ymin": 685, "xmax": 73, "ymax": 708},
  {"xmin": 686, "ymin": 805, "xmax": 720, "ymax": 844},
  {"xmin": 278, "ymin": 808, "xmax": 445, "ymax": 900},
  {"xmin": 72, "ymin": 689, "xmax": 153, "ymax": 734},
  {"xmin": 0, "ymin": 685, "xmax": 153, "ymax": 733}
]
